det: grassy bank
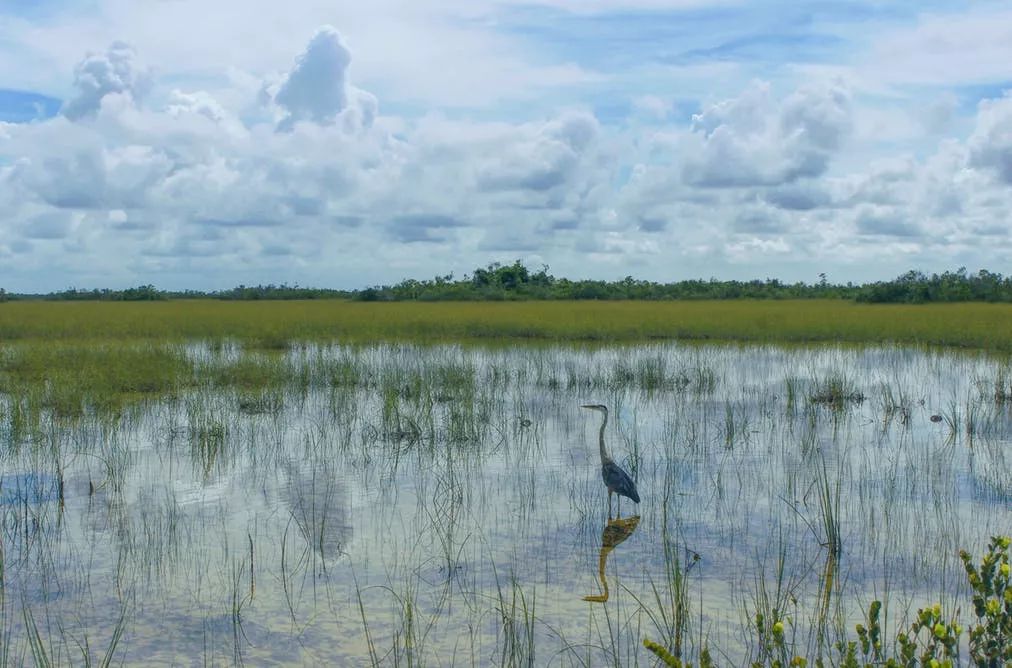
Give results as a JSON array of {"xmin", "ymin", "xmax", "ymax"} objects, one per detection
[{"xmin": 2, "ymin": 299, "xmax": 1012, "ymax": 350}]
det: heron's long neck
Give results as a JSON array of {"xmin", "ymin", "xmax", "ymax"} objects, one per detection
[{"xmin": 598, "ymin": 411, "xmax": 611, "ymax": 464}]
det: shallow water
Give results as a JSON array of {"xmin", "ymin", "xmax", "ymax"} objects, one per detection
[{"xmin": 1, "ymin": 342, "xmax": 1010, "ymax": 665}]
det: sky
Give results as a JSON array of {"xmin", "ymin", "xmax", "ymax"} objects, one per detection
[{"xmin": 1, "ymin": 1, "xmax": 1011, "ymax": 292}]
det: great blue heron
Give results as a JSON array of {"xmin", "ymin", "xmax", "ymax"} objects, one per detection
[{"xmin": 581, "ymin": 404, "xmax": 640, "ymax": 517}]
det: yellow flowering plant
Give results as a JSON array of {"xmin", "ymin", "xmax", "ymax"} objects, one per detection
[{"xmin": 959, "ymin": 534, "xmax": 1012, "ymax": 664}]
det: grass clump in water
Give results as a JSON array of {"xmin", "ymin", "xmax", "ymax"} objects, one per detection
[{"xmin": 808, "ymin": 375, "xmax": 865, "ymax": 408}]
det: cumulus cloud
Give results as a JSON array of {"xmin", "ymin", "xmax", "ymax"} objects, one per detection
[
  {"xmin": 386, "ymin": 214, "xmax": 464, "ymax": 243},
  {"xmin": 1, "ymin": 28, "xmax": 623, "ymax": 289},
  {"xmin": 23, "ymin": 210, "xmax": 81, "ymax": 240},
  {"xmin": 167, "ymin": 90, "xmax": 227, "ymax": 124},
  {"xmin": 732, "ymin": 205, "xmax": 787, "ymax": 233},
  {"xmin": 476, "ymin": 112, "xmax": 599, "ymax": 192},
  {"xmin": 854, "ymin": 205, "xmax": 921, "ymax": 237},
  {"xmin": 62, "ymin": 42, "xmax": 149, "ymax": 120},
  {"xmin": 725, "ymin": 236, "xmax": 791, "ymax": 261},
  {"xmin": 7, "ymin": 12, "xmax": 1012, "ymax": 291},
  {"xmin": 967, "ymin": 93, "xmax": 1012, "ymax": 184},
  {"xmin": 270, "ymin": 26, "xmax": 377, "ymax": 132},
  {"xmin": 762, "ymin": 181, "xmax": 831, "ymax": 211},
  {"xmin": 834, "ymin": 158, "xmax": 916, "ymax": 208},
  {"xmin": 682, "ymin": 80, "xmax": 851, "ymax": 187},
  {"xmin": 637, "ymin": 216, "xmax": 667, "ymax": 232}
]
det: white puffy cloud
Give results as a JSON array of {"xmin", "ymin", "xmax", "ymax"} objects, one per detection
[
  {"xmin": 967, "ymin": 93, "xmax": 1012, "ymax": 185},
  {"xmin": 476, "ymin": 112, "xmax": 599, "ymax": 192},
  {"xmin": 0, "ymin": 29, "xmax": 623, "ymax": 289},
  {"xmin": 385, "ymin": 214, "xmax": 464, "ymax": 243},
  {"xmin": 269, "ymin": 26, "xmax": 377, "ymax": 132},
  {"xmin": 731, "ymin": 204, "xmax": 788, "ymax": 233},
  {"xmin": 761, "ymin": 182, "xmax": 831, "ymax": 211},
  {"xmin": 275, "ymin": 27, "xmax": 352, "ymax": 122},
  {"xmin": 271, "ymin": 25, "xmax": 380, "ymax": 131},
  {"xmin": 5, "ymin": 9, "xmax": 1012, "ymax": 291},
  {"xmin": 853, "ymin": 205, "xmax": 921, "ymax": 238},
  {"xmin": 682, "ymin": 80, "xmax": 851, "ymax": 187},
  {"xmin": 22, "ymin": 210, "xmax": 82, "ymax": 240},
  {"xmin": 167, "ymin": 90, "xmax": 234, "ymax": 127},
  {"xmin": 62, "ymin": 41, "xmax": 149, "ymax": 120},
  {"xmin": 607, "ymin": 75, "xmax": 1012, "ymax": 279}
]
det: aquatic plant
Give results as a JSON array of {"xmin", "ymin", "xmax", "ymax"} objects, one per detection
[
  {"xmin": 645, "ymin": 535, "xmax": 1012, "ymax": 667},
  {"xmin": 959, "ymin": 535, "xmax": 1011, "ymax": 664},
  {"xmin": 643, "ymin": 639, "xmax": 714, "ymax": 667},
  {"xmin": 808, "ymin": 375, "xmax": 865, "ymax": 408}
]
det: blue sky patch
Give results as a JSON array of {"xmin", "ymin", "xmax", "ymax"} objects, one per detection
[
  {"xmin": 955, "ymin": 82, "xmax": 1012, "ymax": 111},
  {"xmin": 672, "ymin": 32, "xmax": 845, "ymax": 66},
  {"xmin": 0, "ymin": 0, "xmax": 98, "ymax": 19},
  {"xmin": 0, "ymin": 89, "xmax": 62, "ymax": 122}
]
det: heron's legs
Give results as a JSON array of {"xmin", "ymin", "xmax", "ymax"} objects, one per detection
[{"xmin": 608, "ymin": 491, "xmax": 613, "ymax": 519}]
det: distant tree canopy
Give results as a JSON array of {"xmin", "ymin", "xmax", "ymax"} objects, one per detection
[
  {"xmin": 4, "ymin": 283, "xmax": 353, "ymax": 302},
  {"xmin": 213, "ymin": 284, "xmax": 349, "ymax": 300},
  {"xmin": 339, "ymin": 264, "xmax": 1012, "ymax": 303},
  {"xmin": 355, "ymin": 260, "xmax": 862, "ymax": 301},
  {"xmin": 42, "ymin": 285, "xmax": 168, "ymax": 301},
  {"xmin": 3, "ymin": 264, "xmax": 1011, "ymax": 303},
  {"xmin": 855, "ymin": 268, "xmax": 1012, "ymax": 303}
]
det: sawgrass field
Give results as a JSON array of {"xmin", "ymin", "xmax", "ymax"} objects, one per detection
[{"xmin": 2, "ymin": 298, "xmax": 1012, "ymax": 348}]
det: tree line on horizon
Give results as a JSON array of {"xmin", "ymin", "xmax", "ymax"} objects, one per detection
[{"xmin": 2, "ymin": 264, "xmax": 1011, "ymax": 304}]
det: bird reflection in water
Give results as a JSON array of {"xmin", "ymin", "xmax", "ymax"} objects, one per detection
[{"xmin": 582, "ymin": 514, "xmax": 640, "ymax": 603}]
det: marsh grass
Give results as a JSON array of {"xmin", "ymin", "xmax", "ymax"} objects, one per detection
[
  {"xmin": 0, "ymin": 343, "xmax": 189, "ymax": 426},
  {"xmin": 808, "ymin": 375, "xmax": 865, "ymax": 409},
  {"xmin": 722, "ymin": 402, "xmax": 750, "ymax": 449},
  {"xmin": 491, "ymin": 568, "xmax": 537, "ymax": 667},
  {"xmin": 878, "ymin": 381, "xmax": 911, "ymax": 426},
  {"xmin": 816, "ymin": 458, "xmax": 843, "ymax": 557},
  {"xmin": 236, "ymin": 390, "xmax": 284, "ymax": 416},
  {"xmin": 635, "ymin": 527, "xmax": 697, "ymax": 661},
  {"xmin": 985, "ymin": 361, "xmax": 1012, "ymax": 404},
  {"xmin": 2, "ymin": 299, "xmax": 1012, "ymax": 350},
  {"xmin": 747, "ymin": 537, "xmax": 804, "ymax": 667}
]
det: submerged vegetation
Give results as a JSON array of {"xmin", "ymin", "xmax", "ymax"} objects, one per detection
[{"xmin": 0, "ymin": 339, "xmax": 1009, "ymax": 664}]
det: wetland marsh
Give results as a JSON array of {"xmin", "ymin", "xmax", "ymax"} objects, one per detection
[{"xmin": 1, "ymin": 328, "xmax": 1010, "ymax": 665}]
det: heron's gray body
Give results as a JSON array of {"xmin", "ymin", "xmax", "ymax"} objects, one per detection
[
  {"xmin": 581, "ymin": 404, "xmax": 640, "ymax": 515},
  {"xmin": 602, "ymin": 460, "xmax": 640, "ymax": 503}
]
